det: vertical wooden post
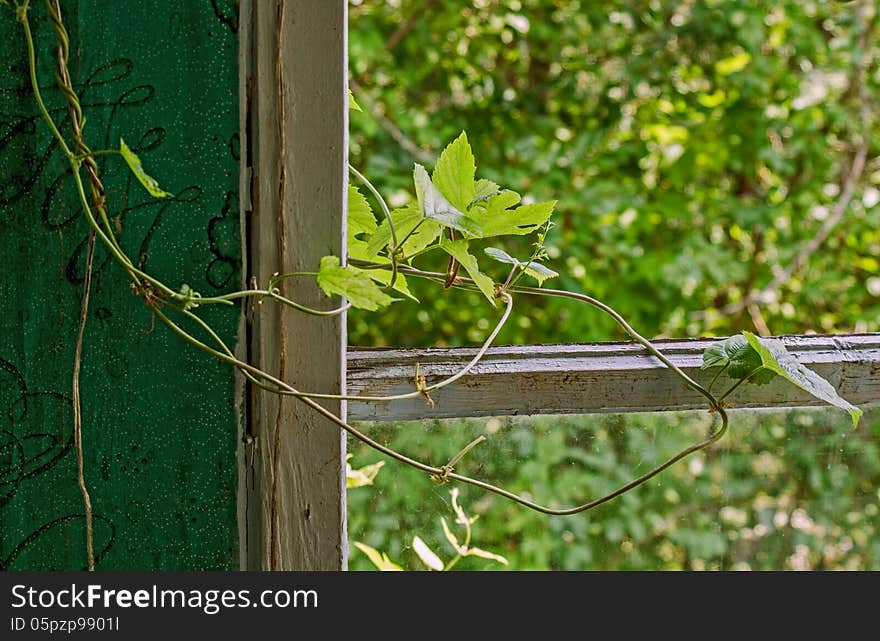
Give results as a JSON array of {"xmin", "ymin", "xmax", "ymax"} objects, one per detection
[{"xmin": 241, "ymin": 0, "xmax": 348, "ymax": 570}]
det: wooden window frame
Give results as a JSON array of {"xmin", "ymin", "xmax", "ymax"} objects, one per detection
[{"xmin": 239, "ymin": 2, "xmax": 880, "ymax": 570}]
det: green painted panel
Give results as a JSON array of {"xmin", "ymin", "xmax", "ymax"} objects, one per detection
[{"xmin": 0, "ymin": 1, "xmax": 241, "ymax": 569}]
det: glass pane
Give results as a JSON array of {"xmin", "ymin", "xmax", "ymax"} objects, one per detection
[{"xmin": 347, "ymin": 406, "xmax": 879, "ymax": 570}]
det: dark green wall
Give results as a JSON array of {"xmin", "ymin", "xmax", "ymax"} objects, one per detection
[{"xmin": 1, "ymin": 1, "xmax": 241, "ymax": 569}]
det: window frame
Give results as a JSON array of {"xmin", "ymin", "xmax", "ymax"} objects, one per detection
[{"xmin": 240, "ymin": 1, "xmax": 880, "ymax": 571}]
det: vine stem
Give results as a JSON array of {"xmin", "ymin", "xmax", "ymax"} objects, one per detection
[
  {"xmin": 718, "ymin": 368, "xmax": 764, "ymax": 404},
  {"xmin": 71, "ymin": 231, "xmax": 96, "ymax": 571},
  {"xmin": 349, "ymin": 163, "xmax": 399, "ymax": 289},
  {"xmin": 22, "ymin": 4, "xmax": 357, "ymax": 320},
  {"xmin": 158, "ymin": 287, "xmax": 728, "ymax": 516},
  {"xmin": 40, "ymin": 0, "xmax": 98, "ymax": 570},
  {"xmin": 706, "ymin": 362, "xmax": 730, "ymax": 394}
]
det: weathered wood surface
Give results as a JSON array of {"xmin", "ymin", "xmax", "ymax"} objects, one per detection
[
  {"xmin": 243, "ymin": 0, "xmax": 348, "ymax": 570},
  {"xmin": 348, "ymin": 334, "xmax": 880, "ymax": 421}
]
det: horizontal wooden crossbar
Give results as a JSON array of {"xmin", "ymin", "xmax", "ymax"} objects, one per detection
[{"xmin": 347, "ymin": 334, "xmax": 880, "ymax": 422}]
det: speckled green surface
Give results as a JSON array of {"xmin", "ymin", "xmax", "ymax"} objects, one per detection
[{"xmin": 0, "ymin": 1, "xmax": 241, "ymax": 569}]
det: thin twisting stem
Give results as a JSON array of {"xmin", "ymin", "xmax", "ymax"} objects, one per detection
[
  {"xmin": 157, "ymin": 303, "xmax": 729, "ymax": 516},
  {"xmin": 43, "ymin": 0, "xmax": 97, "ymax": 570},
  {"xmin": 349, "ymin": 163, "xmax": 400, "ymax": 289},
  {"xmin": 72, "ymin": 232, "xmax": 96, "ymax": 570},
  {"xmin": 261, "ymin": 292, "xmax": 514, "ymax": 403}
]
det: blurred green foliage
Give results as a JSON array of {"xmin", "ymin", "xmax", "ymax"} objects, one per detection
[
  {"xmin": 349, "ymin": 0, "xmax": 879, "ymax": 346},
  {"xmin": 346, "ymin": 0, "xmax": 880, "ymax": 569},
  {"xmin": 349, "ymin": 409, "xmax": 880, "ymax": 571}
]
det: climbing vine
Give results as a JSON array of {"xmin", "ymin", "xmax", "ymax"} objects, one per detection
[{"xmin": 3, "ymin": 0, "xmax": 864, "ymax": 570}]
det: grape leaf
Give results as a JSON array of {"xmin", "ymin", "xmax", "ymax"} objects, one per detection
[
  {"xmin": 441, "ymin": 239, "xmax": 497, "ymax": 305},
  {"xmin": 469, "ymin": 191, "xmax": 556, "ymax": 238},
  {"xmin": 365, "ymin": 204, "xmax": 444, "ymax": 259},
  {"xmin": 471, "ymin": 178, "xmax": 501, "ymax": 205},
  {"xmin": 484, "ymin": 247, "xmax": 558, "ymax": 285},
  {"xmin": 316, "ymin": 255, "xmax": 395, "ymax": 311},
  {"xmin": 701, "ymin": 334, "xmax": 776, "ymax": 384},
  {"xmin": 414, "ymin": 164, "xmax": 482, "ymax": 237},
  {"xmin": 431, "ymin": 131, "xmax": 476, "ymax": 212},
  {"xmin": 347, "ymin": 185, "xmax": 377, "ymax": 263},
  {"xmin": 348, "ymin": 90, "xmax": 362, "ymax": 112},
  {"xmin": 120, "ymin": 138, "xmax": 170, "ymax": 198},
  {"xmin": 743, "ymin": 332, "xmax": 862, "ymax": 428},
  {"xmin": 364, "ymin": 268, "xmax": 419, "ymax": 302},
  {"xmin": 348, "ymin": 184, "xmax": 377, "ymax": 237}
]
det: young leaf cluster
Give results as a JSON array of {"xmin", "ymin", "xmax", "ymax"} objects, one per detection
[{"xmin": 320, "ymin": 131, "xmax": 558, "ymax": 310}]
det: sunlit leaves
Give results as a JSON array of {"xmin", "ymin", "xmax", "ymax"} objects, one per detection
[
  {"xmin": 316, "ymin": 255, "xmax": 395, "ymax": 311},
  {"xmin": 413, "ymin": 163, "xmax": 482, "ymax": 236},
  {"xmin": 349, "ymin": 131, "xmax": 556, "ymax": 301},
  {"xmin": 431, "ymin": 130, "xmax": 476, "ymax": 212},
  {"xmin": 365, "ymin": 267, "xmax": 418, "ymax": 302},
  {"xmin": 348, "ymin": 184, "xmax": 377, "ymax": 237},
  {"xmin": 366, "ymin": 205, "xmax": 442, "ymax": 258},
  {"xmin": 472, "ymin": 178, "xmax": 501, "ymax": 204},
  {"xmin": 119, "ymin": 138, "xmax": 170, "ymax": 198},
  {"xmin": 469, "ymin": 193, "xmax": 556, "ymax": 238}
]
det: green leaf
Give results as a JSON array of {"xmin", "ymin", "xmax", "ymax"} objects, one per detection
[
  {"xmin": 348, "ymin": 184, "xmax": 377, "ymax": 237},
  {"xmin": 414, "ymin": 164, "xmax": 482, "ymax": 237},
  {"xmin": 441, "ymin": 239, "xmax": 497, "ymax": 305},
  {"xmin": 119, "ymin": 138, "xmax": 171, "ymax": 198},
  {"xmin": 743, "ymin": 332, "xmax": 863, "ymax": 428},
  {"xmin": 412, "ymin": 536, "xmax": 445, "ymax": 571},
  {"xmin": 364, "ymin": 268, "xmax": 419, "ymax": 303},
  {"xmin": 484, "ymin": 247, "xmax": 558, "ymax": 285},
  {"xmin": 316, "ymin": 255, "xmax": 395, "ymax": 311},
  {"xmin": 522, "ymin": 262, "xmax": 558, "ymax": 285},
  {"xmin": 365, "ymin": 204, "xmax": 443, "ymax": 259},
  {"xmin": 464, "ymin": 546, "xmax": 509, "ymax": 566},
  {"xmin": 700, "ymin": 334, "xmax": 775, "ymax": 384},
  {"xmin": 347, "ymin": 186, "xmax": 379, "ymax": 264},
  {"xmin": 471, "ymin": 178, "xmax": 501, "ymax": 205},
  {"xmin": 702, "ymin": 335, "xmax": 749, "ymax": 369},
  {"xmin": 470, "ymin": 192, "xmax": 556, "ymax": 238},
  {"xmin": 431, "ymin": 131, "xmax": 476, "ymax": 212},
  {"xmin": 365, "ymin": 206, "xmax": 421, "ymax": 257},
  {"xmin": 348, "ymin": 90, "xmax": 362, "ymax": 112},
  {"xmin": 483, "ymin": 246, "xmax": 519, "ymax": 266},
  {"xmin": 476, "ymin": 189, "xmax": 521, "ymax": 213},
  {"xmin": 483, "ymin": 246, "xmax": 557, "ymax": 285},
  {"xmin": 352, "ymin": 542, "xmax": 403, "ymax": 571}
]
